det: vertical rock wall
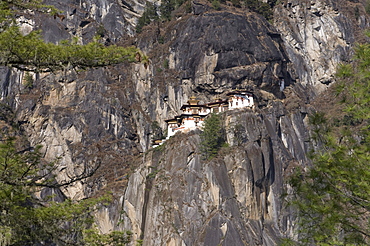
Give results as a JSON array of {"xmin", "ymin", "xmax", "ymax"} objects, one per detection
[
  {"xmin": 120, "ymin": 98, "xmax": 311, "ymax": 245},
  {"xmin": 274, "ymin": 0, "xmax": 368, "ymax": 92},
  {"xmin": 0, "ymin": 0, "xmax": 368, "ymax": 245}
]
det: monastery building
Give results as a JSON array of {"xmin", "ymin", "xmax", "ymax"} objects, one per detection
[
  {"xmin": 153, "ymin": 90, "xmax": 255, "ymax": 147},
  {"xmin": 165, "ymin": 96, "xmax": 210, "ymax": 139},
  {"xmin": 227, "ymin": 90, "xmax": 254, "ymax": 109}
]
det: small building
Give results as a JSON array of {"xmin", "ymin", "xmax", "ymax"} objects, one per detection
[
  {"xmin": 165, "ymin": 97, "xmax": 210, "ymax": 138},
  {"xmin": 152, "ymin": 139, "xmax": 165, "ymax": 148},
  {"xmin": 207, "ymin": 98, "xmax": 229, "ymax": 113},
  {"xmin": 227, "ymin": 90, "xmax": 254, "ymax": 110},
  {"xmin": 180, "ymin": 96, "xmax": 210, "ymax": 116},
  {"xmin": 165, "ymin": 118, "xmax": 180, "ymax": 139}
]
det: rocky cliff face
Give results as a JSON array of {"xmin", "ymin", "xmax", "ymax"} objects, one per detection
[
  {"xmin": 22, "ymin": 0, "xmax": 155, "ymax": 43},
  {"xmin": 274, "ymin": 0, "xmax": 368, "ymax": 92},
  {"xmin": 120, "ymin": 101, "xmax": 311, "ymax": 245},
  {"xmin": 0, "ymin": 0, "xmax": 368, "ymax": 245}
]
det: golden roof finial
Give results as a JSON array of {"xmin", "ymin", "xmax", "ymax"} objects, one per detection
[{"xmin": 187, "ymin": 96, "xmax": 199, "ymax": 105}]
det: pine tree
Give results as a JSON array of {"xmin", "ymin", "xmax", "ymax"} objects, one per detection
[
  {"xmin": 0, "ymin": 0, "xmax": 146, "ymax": 71},
  {"xmin": 160, "ymin": 0, "xmax": 175, "ymax": 21},
  {"xmin": 136, "ymin": 2, "xmax": 158, "ymax": 33},
  {"xmin": 200, "ymin": 113, "xmax": 225, "ymax": 159},
  {"xmin": 286, "ymin": 40, "xmax": 370, "ymax": 245},
  {"xmin": 0, "ymin": 136, "xmax": 133, "ymax": 245}
]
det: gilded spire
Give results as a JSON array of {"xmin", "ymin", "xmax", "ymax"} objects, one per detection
[{"xmin": 187, "ymin": 96, "xmax": 199, "ymax": 105}]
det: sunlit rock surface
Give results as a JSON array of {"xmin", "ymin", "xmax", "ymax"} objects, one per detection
[{"xmin": 0, "ymin": 0, "xmax": 369, "ymax": 245}]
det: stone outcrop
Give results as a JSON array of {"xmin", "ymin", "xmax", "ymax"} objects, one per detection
[
  {"xmin": 274, "ymin": 0, "xmax": 368, "ymax": 92},
  {"xmin": 0, "ymin": 0, "xmax": 369, "ymax": 245},
  {"xmin": 152, "ymin": 10, "xmax": 293, "ymax": 96},
  {"xmin": 32, "ymin": 0, "xmax": 154, "ymax": 43}
]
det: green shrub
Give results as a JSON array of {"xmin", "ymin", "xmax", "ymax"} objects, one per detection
[
  {"xmin": 158, "ymin": 36, "xmax": 165, "ymax": 44},
  {"xmin": 23, "ymin": 72, "xmax": 34, "ymax": 89},
  {"xmin": 96, "ymin": 24, "xmax": 106, "ymax": 37},
  {"xmin": 366, "ymin": 0, "xmax": 370, "ymax": 15},
  {"xmin": 163, "ymin": 59, "xmax": 169, "ymax": 69},
  {"xmin": 212, "ymin": 0, "xmax": 221, "ymax": 10}
]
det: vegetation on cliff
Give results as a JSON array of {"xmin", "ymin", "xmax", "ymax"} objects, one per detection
[
  {"xmin": 136, "ymin": 0, "xmax": 277, "ymax": 33},
  {"xmin": 0, "ymin": 0, "xmax": 146, "ymax": 71},
  {"xmin": 136, "ymin": 2, "xmax": 159, "ymax": 33},
  {"xmin": 210, "ymin": 0, "xmax": 276, "ymax": 19},
  {"xmin": 0, "ymin": 135, "xmax": 132, "ymax": 245},
  {"xmin": 287, "ymin": 41, "xmax": 370, "ymax": 245},
  {"xmin": 200, "ymin": 113, "xmax": 225, "ymax": 159},
  {"xmin": 136, "ymin": 0, "xmax": 189, "ymax": 33}
]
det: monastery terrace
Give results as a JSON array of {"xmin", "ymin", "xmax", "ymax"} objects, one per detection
[{"xmin": 153, "ymin": 90, "xmax": 254, "ymax": 147}]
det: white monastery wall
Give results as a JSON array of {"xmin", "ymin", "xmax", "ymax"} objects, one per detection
[{"xmin": 229, "ymin": 95, "xmax": 253, "ymax": 109}]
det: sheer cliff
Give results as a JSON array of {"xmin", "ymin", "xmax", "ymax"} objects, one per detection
[
  {"xmin": 0, "ymin": 0, "xmax": 368, "ymax": 245},
  {"xmin": 274, "ymin": 0, "xmax": 360, "ymax": 92}
]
